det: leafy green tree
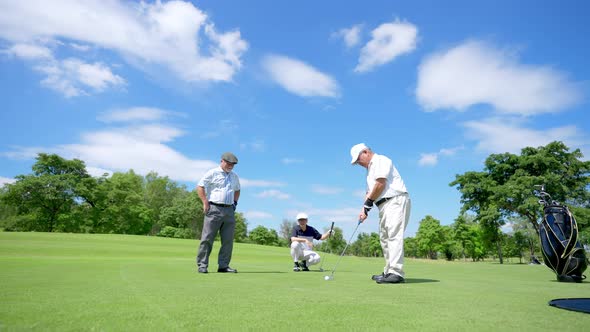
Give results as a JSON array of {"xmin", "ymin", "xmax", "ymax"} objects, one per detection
[
  {"xmin": 234, "ymin": 212, "xmax": 248, "ymax": 243},
  {"xmin": 452, "ymin": 214, "xmax": 475, "ymax": 261},
  {"xmin": 350, "ymin": 232, "xmax": 382, "ymax": 257},
  {"xmin": 451, "ymin": 141, "xmax": 590, "ymax": 237},
  {"xmin": 440, "ymin": 225, "xmax": 460, "ymax": 261},
  {"xmin": 144, "ymin": 172, "xmax": 185, "ymax": 235},
  {"xmin": 404, "ymin": 237, "xmax": 419, "ymax": 258},
  {"xmin": 158, "ymin": 190, "xmax": 203, "ymax": 238},
  {"xmin": 510, "ymin": 216, "xmax": 540, "ymax": 261},
  {"xmin": 450, "ymin": 141, "xmax": 590, "ymax": 263},
  {"xmin": 415, "ymin": 215, "xmax": 445, "ymax": 259},
  {"xmin": 248, "ymin": 225, "xmax": 279, "ymax": 246},
  {"xmin": 1, "ymin": 154, "xmax": 96, "ymax": 232},
  {"xmin": 316, "ymin": 226, "xmax": 346, "ymax": 254},
  {"xmin": 96, "ymin": 171, "xmax": 151, "ymax": 234},
  {"xmin": 279, "ymin": 219, "xmax": 296, "ymax": 245}
]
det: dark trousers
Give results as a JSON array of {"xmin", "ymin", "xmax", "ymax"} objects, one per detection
[{"xmin": 196, "ymin": 204, "xmax": 236, "ymax": 269}]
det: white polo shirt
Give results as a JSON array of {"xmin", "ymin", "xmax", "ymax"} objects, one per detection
[
  {"xmin": 198, "ymin": 166, "xmax": 240, "ymax": 205},
  {"xmin": 366, "ymin": 153, "xmax": 408, "ymax": 201}
]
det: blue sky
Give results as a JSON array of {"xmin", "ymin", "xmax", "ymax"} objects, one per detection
[{"xmin": 0, "ymin": 0, "xmax": 588, "ymax": 240}]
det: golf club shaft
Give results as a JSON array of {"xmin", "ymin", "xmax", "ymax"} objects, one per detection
[
  {"xmin": 319, "ymin": 221, "xmax": 336, "ymax": 271},
  {"xmin": 330, "ymin": 221, "xmax": 361, "ymax": 277}
]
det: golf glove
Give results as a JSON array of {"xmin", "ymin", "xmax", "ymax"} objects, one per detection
[{"xmin": 363, "ymin": 198, "xmax": 374, "ymax": 214}]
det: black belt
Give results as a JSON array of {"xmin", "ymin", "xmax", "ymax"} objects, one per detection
[
  {"xmin": 209, "ymin": 201, "xmax": 232, "ymax": 207},
  {"xmin": 376, "ymin": 193, "xmax": 408, "ymax": 207},
  {"xmin": 376, "ymin": 197, "xmax": 393, "ymax": 207}
]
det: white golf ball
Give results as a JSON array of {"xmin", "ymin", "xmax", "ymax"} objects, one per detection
[{"xmin": 324, "ymin": 276, "xmax": 331, "ymax": 281}]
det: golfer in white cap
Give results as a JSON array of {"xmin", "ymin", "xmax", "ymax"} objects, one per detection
[
  {"xmin": 290, "ymin": 212, "xmax": 333, "ymax": 271},
  {"xmin": 350, "ymin": 143, "xmax": 411, "ymax": 284}
]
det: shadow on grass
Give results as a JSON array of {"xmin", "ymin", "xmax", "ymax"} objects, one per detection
[
  {"xmin": 404, "ymin": 278, "xmax": 440, "ymax": 284},
  {"xmin": 236, "ymin": 271, "xmax": 288, "ymax": 274}
]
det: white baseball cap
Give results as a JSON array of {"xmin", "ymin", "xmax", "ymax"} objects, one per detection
[
  {"xmin": 296, "ymin": 212, "xmax": 308, "ymax": 220},
  {"xmin": 350, "ymin": 143, "xmax": 368, "ymax": 164}
]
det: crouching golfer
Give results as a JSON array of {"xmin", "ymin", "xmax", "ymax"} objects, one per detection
[{"xmin": 290, "ymin": 213, "xmax": 332, "ymax": 271}]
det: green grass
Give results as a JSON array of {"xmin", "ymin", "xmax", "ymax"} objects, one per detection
[{"xmin": 1, "ymin": 232, "xmax": 589, "ymax": 331}]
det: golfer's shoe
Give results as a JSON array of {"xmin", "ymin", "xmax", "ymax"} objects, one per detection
[
  {"xmin": 371, "ymin": 273, "xmax": 384, "ymax": 280},
  {"xmin": 198, "ymin": 267, "xmax": 208, "ymax": 274},
  {"xmin": 293, "ymin": 262, "xmax": 301, "ymax": 272},
  {"xmin": 375, "ymin": 273, "xmax": 404, "ymax": 284},
  {"xmin": 300, "ymin": 260, "xmax": 309, "ymax": 271},
  {"xmin": 217, "ymin": 267, "xmax": 238, "ymax": 273}
]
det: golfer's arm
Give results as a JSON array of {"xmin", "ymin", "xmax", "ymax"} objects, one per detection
[
  {"xmin": 367, "ymin": 178, "xmax": 386, "ymax": 200},
  {"xmin": 197, "ymin": 186, "xmax": 208, "ymax": 203}
]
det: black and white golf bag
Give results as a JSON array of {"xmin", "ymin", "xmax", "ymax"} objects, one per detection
[{"xmin": 538, "ymin": 202, "xmax": 588, "ymax": 283}]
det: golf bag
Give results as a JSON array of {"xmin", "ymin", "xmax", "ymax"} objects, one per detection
[{"xmin": 539, "ymin": 203, "xmax": 587, "ymax": 283}]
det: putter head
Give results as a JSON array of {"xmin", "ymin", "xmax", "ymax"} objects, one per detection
[{"xmin": 319, "ymin": 267, "xmax": 324, "ymax": 272}]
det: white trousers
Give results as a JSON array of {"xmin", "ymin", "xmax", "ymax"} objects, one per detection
[
  {"xmin": 379, "ymin": 194, "xmax": 411, "ymax": 277},
  {"xmin": 290, "ymin": 242, "xmax": 321, "ymax": 265}
]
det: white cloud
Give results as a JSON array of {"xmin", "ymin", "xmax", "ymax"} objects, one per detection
[
  {"xmin": 281, "ymin": 158, "xmax": 304, "ymax": 165},
  {"xmin": 418, "ymin": 146, "xmax": 464, "ymax": 166},
  {"xmin": 201, "ymin": 120, "xmax": 239, "ymax": 139},
  {"xmin": 355, "ymin": 20, "xmax": 418, "ymax": 73},
  {"xmin": 85, "ymin": 166, "xmax": 112, "ymax": 178},
  {"xmin": 4, "ymin": 43, "xmax": 52, "ymax": 59},
  {"xmin": 34, "ymin": 58, "xmax": 125, "ymax": 97},
  {"xmin": 416, "ymin": 41, "xmax": 582, "ymax": 115},
  {"xmin": 311, "ymin": 185, "xmax": 343, "ymax": 195},
  {"xmin": 98, "ymin": 107, "xmax": 170, "ymax": 123},
  {"xmin": 255, "ymin": 189, "xmax": 291, "ymax": 200},
  {"xmin": 463, "ymin": 117, "xmax": 585, "ymax": 154},
  {"xmin": 244, "ymin": 211, "xmax": 274, "ymax": 220},
  {"xmin": 240, "ymin": 179, "xmax": 286, "ymax": 188},
  {"xmin": 333, "ymin": 24, "xmax": 362, "ymax": 48},
  {"xmin": 240, "ymin": 140, "xmax": 266, "ymax": 152},
  {"xmin": 262, "ymin": 54, "xmax": 340, "ymax": 98},
  {"xmin": 0, "ymin": 0, "xmax": 248, "ymax": 83},
  {"xmin": 0, "ymin": 176, "xmax": 16, "ymax": 187},
  {"xmin": 418, "ymin": 153, "xmax": 438, "ymax": 166}
]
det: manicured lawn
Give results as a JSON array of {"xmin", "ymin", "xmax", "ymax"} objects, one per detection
[{"xmin": 1, "ymin": 232, "xmax": 588, "ymax": 331}]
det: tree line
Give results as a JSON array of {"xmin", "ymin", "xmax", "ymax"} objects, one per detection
[{"xmin": 1, "ymin": 141, "xmax": 588, "ymax": 262}]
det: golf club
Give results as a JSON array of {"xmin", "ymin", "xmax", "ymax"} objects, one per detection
[
  {"xmin": 319, "ymin": 221, "xmax": 335, "ymax": 272},
  {"xmin": 324, "ymin": 220, "xmax": 362, "ymax": 281}
]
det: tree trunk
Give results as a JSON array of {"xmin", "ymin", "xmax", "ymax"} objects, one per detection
[{"xmin": 496, "ymin": 241, "xmax": 503, "ymax": 264}]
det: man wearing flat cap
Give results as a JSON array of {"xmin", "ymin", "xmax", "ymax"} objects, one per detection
[{"xmin": 196, "ymin": 152, "xmax": 241, "ymax": 274}]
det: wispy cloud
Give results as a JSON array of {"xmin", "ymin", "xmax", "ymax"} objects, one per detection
[
  {"xmin": 98, "ymin": 107, "xmax": 172, "ymax": 123},
  {"xmin": 244, "ymin": 211, "xmax": 274, "ymax": 220},
  {"xmin": 240, "ymin": 139, "xmax": 266, "ymax": 152},
  {"xmin": 262, "ymin": 54, "xmax": 340, "ymax": 98},
  {"xmin": 255, "ymin": 189, "xmax": 291, "ymax": 200},
  {"xmin": 201, "ymin": 120, "xmax": 238, "ymax": 139},
  {"xmin": 0, "ymin": 0, "xmax": 248, "ymax": 88},
  {"xmin": 418, "ymin": 146, "xmax": 464, "ymax": 166},
  {"xmin": 332, "ymin": 24, "xmax": 362, "ymax": 48},
  {"xmin": 240, "ymin": 179, "xmax": 286, "ymax": 188},
  {"xmin": 0, "ymin": 176, "xmax": 16, "ymax": 187},
  {"xmin": 4, "ymin": 42, "xmax": 126, "ymax": 97},
  {"xmin": 311, "ymin": 185, "xmax": 343, "ymax": 195},
  {"xmin": 281, "ymin": 157, "xmax": 304, "ymax": 165},
  {"xmin": 355, "ymin": 19, "xmax": 418, "ymax": 73},
  {"xmin": 463, "ymin": 117, "xmax": 586, "ymax": 154},
  {"xmin": 416, "ymin": 40, "xmax": 583, "ymax": 115}
]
